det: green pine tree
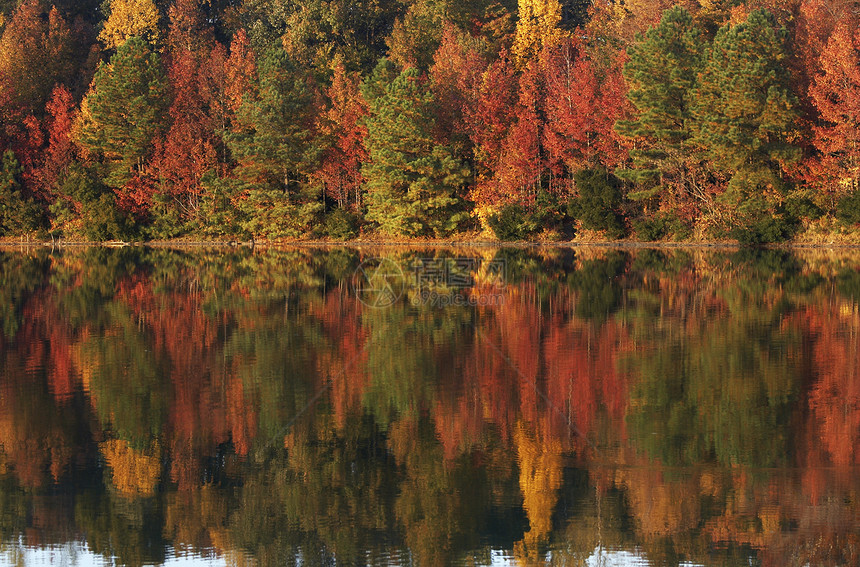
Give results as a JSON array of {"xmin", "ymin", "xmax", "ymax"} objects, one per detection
[
  {"xmin": 361, "ymin": 62, "xmax": 470, "ymax": 237},
  {"xmin": 78, "ymin": 36, "xmax": 168, "ymax": 189},
  {"xmin": 615, "ymin": 5, "xmax": 705, "ymax": 207},
  {"xmin": 227, "ymin": 46, "xmax": 322, "ymax": 238},
  {"xmin": 691, "ymin": 9, "xmax": 801, "ymax": 239}
]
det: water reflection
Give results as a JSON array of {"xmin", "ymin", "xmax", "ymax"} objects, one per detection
[{"xmin": 0, "ymin": 246, "xmax": 859, "ymax": 565}]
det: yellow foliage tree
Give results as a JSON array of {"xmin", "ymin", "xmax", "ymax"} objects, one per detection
[
  {"xmin": 512, "ymin": 0, "xmax": 564, "ymax": 65},
  {"xmin": 98, "ymin": 0, "xmax": 161, "ymax": 49}
]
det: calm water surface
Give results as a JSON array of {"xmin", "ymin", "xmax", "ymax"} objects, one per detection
[{"xmin": 0, "ymin": 245, "xmax": 859, "ymax": 566}]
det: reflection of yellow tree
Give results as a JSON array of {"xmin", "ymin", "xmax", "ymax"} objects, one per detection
[
  {"xmin": 100, "ymin": 439, "xmax": 161, "ymax": 497},
  {"xmin": 514, "ymin": 421, "xmax": 562, "ymax": 562},
  {"xmin": 618, "ymin": 465, "xmax": 701, "ymax": 539},
  {"xmin": 164, "ymin": 486, "xmax": 231, "ymax": 555}
]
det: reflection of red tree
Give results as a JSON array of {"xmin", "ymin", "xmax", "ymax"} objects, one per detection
[
  {"xmin": 431, "ymin": 282, "xmax": 631, "ymax": 462},
  {"xmin": 544, "ymin": 316, "xmax": 630, "ymax": 449},
  {"xmin": 115, "ymin": 272, "xmax": 252, "ymax": 488},
  {"xmin": 0, "ymin": 296, "xmax": 76, "ymax": 488},
  {"xmin": 805, "ymin": 305, "xmax": 860, "ymax": 468},
  {"xmin": 313, "ymin": 291, "xmax": 369, "ymax": 430}
]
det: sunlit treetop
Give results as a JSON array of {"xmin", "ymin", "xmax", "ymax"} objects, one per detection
[
  {"xmin": 98, "ymin": 0, "xmax": 161, "ymax": 49},
  {"xmin": 512, "ymin": 0, "xmax": 564, "ymax": 65}
]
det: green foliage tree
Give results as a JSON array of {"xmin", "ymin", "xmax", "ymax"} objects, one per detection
[
  {"xmin": 361, "ymin": 63, "xmax": 470, "ymax": 237},
  {"xmin": 78, "ymin": 36, "xmax": 168, "ymax": 189},
  {"xmin": 0, "ymin": 150, "xmax": 43, "ymax": 236},
  {"xmin": 386, "ymin": 0, "xmax": 445, "ymax": 71},
  {"xmin": 615, "ymin": 5, "xmax": 705, "ymax": 208},
  {"xmin": 50, "ymin": 162, "xmax": 130, "ymax": 240},
  {"xmin": 241, "ymin": 0, "xmax": 404, "ymax": 73},
  {"xmin": 691, "ymin": 9, "xmax": 801, "ymax": 237}
]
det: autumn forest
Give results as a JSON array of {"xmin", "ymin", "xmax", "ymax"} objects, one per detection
[{"xmin": 1, "ymin": 0, "xmax": 859, "ymax": 243}]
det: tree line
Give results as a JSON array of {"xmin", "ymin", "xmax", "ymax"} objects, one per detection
[{"xmin": 0, "ymin": 0, "xmax": 858, "ymax": 243}]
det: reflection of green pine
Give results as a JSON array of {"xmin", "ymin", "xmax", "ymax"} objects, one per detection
[
  {"xmin": 627, "ymin": 294, "xmax": 799, "ymax": 469},
  {"xmin": 361, "ymin": 62, "xmax": 470, "ymax": 237}
]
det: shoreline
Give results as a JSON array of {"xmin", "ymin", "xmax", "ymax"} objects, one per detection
[{"xmin": 5, "ymin": 237, "xmax": 860, "ymax": 250}]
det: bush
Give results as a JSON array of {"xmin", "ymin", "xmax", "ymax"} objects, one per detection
[
  {"xmin": 324, "ymin": 208, "xmax": 361, "ymax": 240},
  {"xmin": 632, "ymin": 215, "xmax": 668, "ymax": 241},
  {"xmin": 569, "ymin": 168, "xmax": 625, "ymax": 239},
  {"xmin": 195, "ymin": 173, "xmax": 244, "ymax": 238},
  {"xmin": 82, "ymin": 194, "xmax": 131, "ymax": 241},
  {"xmin": 0, "ymin": 150, "xmax": 44, "ymax": 236},
  {"xmin": 53, "ymin": 162, "xmax": 132, "ymax": 240},
  {"xmin": 837, "ymin": 189, "xmax": 860, "ymax": 225},
  {"xmin": 238, "ymin": 187, "xmax": 325, "ymax": 239},
  {"xmin": 487, "ymin": 204, "xmax": 529, "ymax": 240},
  {"xmin": 487, "ymin": 191, "xmax": 572, "ymax": 241},
  {"xmin": 633, "ymin": 212, "xmax": 690, "ymax": 241},
  {"xmin": 729, "ymin": 212, "xmax": 798, "ymax": 245}
]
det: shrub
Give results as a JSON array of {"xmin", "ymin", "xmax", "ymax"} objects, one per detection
[
  {"xmin": 54, "ymin": 162, "xmax": 132, "ymax": 240},
  {"xmin": 837, "ymin": 189, "xmax": 860, "ymax": 225},
  {"xmin": 325, "ymin": 208, "xmax": 361, "ymax": 240},
  {"xmin": 729, "ymin": 212, "xmax": 798, "ymax": 245},
  {"xmin": 633, "ymin": 212, "xmax": 690, "ymax": 241},
  {"xmin": 487, "ymin": 204, "xmax": 530, "ymax": 241},
  {"xmin": 0, "ymin": 150, "xmax": 44, "ymax": 236},
  {"xmin": 569, "ymin": 168, "xmax": 625, "ymax": 239}
]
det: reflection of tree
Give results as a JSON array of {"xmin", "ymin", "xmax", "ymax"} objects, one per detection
[
  {"xmin": 7, "ymin": 246, "xmax": 860, "ymax": 566},
  {"xmin": 0, "ymin": 290, "xmax": 84, "ymax": 489},
  {"xmin": 389, "ymin": 415, "xmax": 519, "ymax": 566},
  {"xmin": 100, "ymin": 439, "xmax": 161, "ymax": 497},
  {"xmin": 361, "ymin": 275, "xmax": 473, "ymax": 428},
  {"xmin": 627, "ymin": 290, "xmax": 800, "ymax": 468},
  {"xmin": 75, "ymin": 488, "xmax": 167, "ymax": 567},
  {"xmin": 78, "ymin": 302, "xmax": 167, "ymax": 450},
  {"xmin": 0, "ymin": 251, "xmax": 50, "ymax": 339},
  {"xmin": 513, "ymin": 421, "xmax": 562, "ymax": 561},
  {"xmin": 227, "ymin": 302, "xmax": 319, "ymax": 448}
]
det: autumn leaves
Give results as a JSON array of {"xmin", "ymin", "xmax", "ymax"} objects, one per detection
[{"xmin": 0, "ymin": 1, "xmax": 859, "ymax": 242}]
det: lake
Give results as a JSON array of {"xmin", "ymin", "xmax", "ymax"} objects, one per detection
[{"xmin": 0, "ymin": 245, "xmax": 859, "ymax": 566}]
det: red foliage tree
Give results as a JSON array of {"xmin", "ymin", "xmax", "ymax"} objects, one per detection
[
  {"xmin": 793, "ymin": 0, "xmax": 858, "ymax": 97},
  {"xmin": 313, "ymin": 56, "xmax": 369, "ymax": 208},
  {"xmin": 0, "ymin": 1, "xmax": 95, "ymax": 115},
  {"xmin": 542, "ymin": 39, "xmax": 628, "ymax": 192},
  {"xmin": 151, "ymin": 52, "xmax": 220, "ymax": 220},
  {"xmin": 150, "ymin": 0, "xmax": 223, "ymax": 223},
  {"xmin": 35, "ymin": 85, "xmax": 76, "ymax": 196},
  {"xmin": 429, "ymin": 23, "xmax": 486, "ymax": 145},
  {"xmin": 225, "ymin": 29, "xmax": 258, "ymax": 121},
  {"xmin": 463, "ymin": 49, "xmax": 520, "ymax": 208},
  {"xmin": 495, "ymin": 60, "xmax": 545, "ymax": 206},
  {"xmin": 809, "ymin": 23, "xmax": 860, "ymax": 193}
]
